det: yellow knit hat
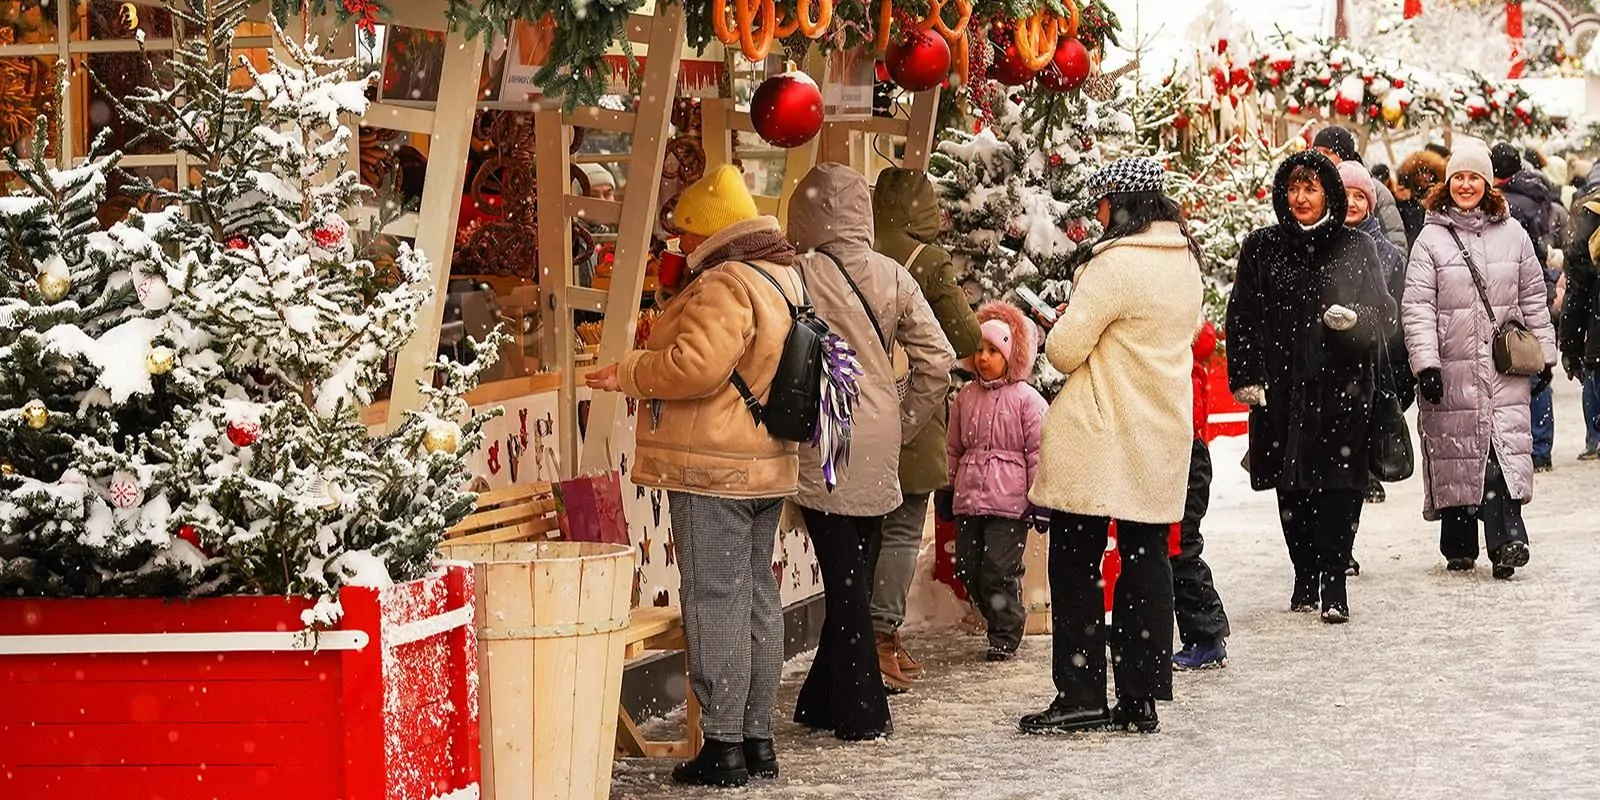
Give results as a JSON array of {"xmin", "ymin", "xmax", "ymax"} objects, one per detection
[{"xmin": 672, "ymin": 165, "xmax": 759, "ymax": 237}]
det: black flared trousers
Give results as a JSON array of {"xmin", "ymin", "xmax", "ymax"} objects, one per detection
[{"xmin": 1049, "ymin": 511, "xmax": 1174, "ymax": 706}]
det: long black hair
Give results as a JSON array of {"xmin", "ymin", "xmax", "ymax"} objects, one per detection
[{"xmin": 1096, "ymin": 190, "xmax": 1205, "ymax": 267}]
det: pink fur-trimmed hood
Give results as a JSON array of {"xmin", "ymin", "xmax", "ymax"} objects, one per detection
[{"xmin": 975, "ymin": 300, "xmax": 1037, "ymax": 383}]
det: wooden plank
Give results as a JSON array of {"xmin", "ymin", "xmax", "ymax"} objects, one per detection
[
  {"xmin": 483, "ymin": 561, "xmax": 535, "ymax": 800},
  {"xmin": 6, "ymin": 720, "xmax": 339, "ymax": 766},
  {"xmin": 0, "ymin": 678, "xmax": 339, "ymax": 724},
  {"xmin": 567, "ymin": 553, "xmax": 614, "ymax": 800},
  {"xmin": 535, "ymin": 108, "xmax": 579, "ymax": 479},
  {"xmin": 562, "ymin": 107, "xmax": 639, "ymax": 133},
  {"xmin": 1, "ymin": 764, "xmax": 341, "ymax": 799},
  {"xmin": 626, "ymin": 607, "xmax": 683, "ymax": 642},
  {"xmin": 595, "ymin": 544, "xmax": 634, "ymax": 785},
  {"xmin": 383, "ymin": 30, "xmax": 486, "ymax": 429},
  {"xmin": 577, "ymin": 3, "xmax": 688, "ymax": 474},
  {"xmin": 531, "ymin": 556, "xmax": 583, "ymax": 796},
  {"xmin": 901, "ymin": 86, "xmax": 943, "ymax": 172},
  {"xmin": 702, "ymin": 98, "xmax": 734, "ymax": 170},
  {"xmin": 365, "ymin": 102, "xmax": 437, "ymax": 135},
  {"xmin": 470, "ymin": 481, "xmax": 553, "ymax": 507},
  {"xmin": 625, "ymin": 13, "xmax": 654, "ymax": 44},
  {"xmin": 364, "ymin": 370, "xmax": 562, "ymax": 427},
  {"xmin": 567, "ymin": 194, "xmax": 624, "ymax": 225}
]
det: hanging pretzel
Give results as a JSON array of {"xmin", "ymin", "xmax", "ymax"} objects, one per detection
[
  {"xmin": 776, "ymin": 0, "xmax": 833, "ymax": 38},
  {"xmin": 917, "ymin": 0, "xmax": 970, "ymax": 42},
  {"xmin": 1060, "ymin": 0, "xmax": 1080, "ymax": 41},
  {"xmin": 1013, "ymin": 13, "xmax": 1061, "ymax": 72},
  {"xmin": 875, "ymin": 0, "xmax": 893, "ymax": 53},
  {"xmin": 712, "ymin": 0, "xmax": 741, "ymax": 44},
  {"xmin": 734, "ymin": 0, "xmax": 778, "ymax": 61}
]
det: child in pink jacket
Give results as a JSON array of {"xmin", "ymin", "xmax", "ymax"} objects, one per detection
[{"xmin": 948, "ymin": 301, "xmax": 1049, "ymax": 661}]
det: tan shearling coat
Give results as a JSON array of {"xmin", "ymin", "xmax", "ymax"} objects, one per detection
[
  {"xmin": 1028, "ymin": 222, "xmax": 1204, "ymax": 524},
  {"xmin": 619, "ymin": 217, "xmax": 800, "ymax": 499}
]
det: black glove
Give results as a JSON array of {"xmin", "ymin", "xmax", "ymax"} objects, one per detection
[
  {"xmin": 1533, "ymin": 366, "xmax": 1554, "ymax": 396},
  {"xmin": 933, "ymin": 487, "xmax": 955, "ymax": 522},
  {"xmin": 1417, "ymin": 368, "xmax": 1444, "ymax": 405},
  {"xmin": 1024, "ymin": 504, "xmax": 1052, "ymax": 534},
  {"xmin": 1565, "ymin": 354, "xmax": 1589, "ymax": 382}
]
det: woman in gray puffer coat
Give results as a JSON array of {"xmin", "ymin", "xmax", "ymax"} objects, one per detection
[{"xmin": 1403, "ymin": 140, "xmax": 1558, "ymax": 580}]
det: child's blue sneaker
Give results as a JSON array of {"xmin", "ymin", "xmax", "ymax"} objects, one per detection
[{"xmin": 1173, "ymin": 639, "xmax": 1227, "ymax": 671}]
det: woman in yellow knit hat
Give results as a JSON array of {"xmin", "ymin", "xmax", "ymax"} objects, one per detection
[{"xmin": 587, "ymin": 165, "xmax": 801, "ymax": 787}]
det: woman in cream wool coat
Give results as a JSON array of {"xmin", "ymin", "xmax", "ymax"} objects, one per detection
[{"xmin": 1020, "ymin": 157, "xmax": 1203, "ymax": 737}]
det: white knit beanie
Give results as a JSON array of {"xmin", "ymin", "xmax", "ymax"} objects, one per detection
[{"xmin": 1447, "ymin": 139, "xmax": 1494, "ymax": 182}]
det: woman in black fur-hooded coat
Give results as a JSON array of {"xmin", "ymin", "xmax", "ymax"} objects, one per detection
[{"xmin": 1225, "ymin": 150, "xmax": 1396, "ymax": 623}]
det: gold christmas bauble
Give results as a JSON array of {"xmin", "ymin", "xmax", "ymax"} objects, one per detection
[
  {"xmin": 22, "ymin": 399, "xmax": 48, "ymax": 430},
  {"xmin": 37, "ymin": 272, "xmax": 70, "ymax": 303},
  {"xmin": 422, "ymin": 420, "xmax": 462, "ymax": 454},
  {"xmin": 1, "ymin": 463, "xmax": 15, "ymax": 476},
  {"xmin": 1286, "ymin": 137, "xmax": 1309, "ymax": 153},
  {"xmin": 146, "ymin": 346, "xmax": 177, "ymax": 375}
]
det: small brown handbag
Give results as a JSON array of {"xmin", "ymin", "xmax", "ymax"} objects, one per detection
[{"xmin": 1445, "ymin": 227, "xmax": 1545, "ymax": 376}]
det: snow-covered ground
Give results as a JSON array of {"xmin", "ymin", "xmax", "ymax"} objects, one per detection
[{"xmin": 611, "ymin": 378, "xmax": 1600, "ymax": 800}]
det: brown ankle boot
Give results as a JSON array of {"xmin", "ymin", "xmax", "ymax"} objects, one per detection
[
  {"xmin": 875, "ymin": 631, "xmax": 912, "ymax": 693},
  {"xmin": 893, "ymin": 631, "xmax": 924, "ymax": 679}
]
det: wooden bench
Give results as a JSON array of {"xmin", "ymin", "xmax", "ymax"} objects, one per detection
[
  {"xmin": 444, "ymin": 482, "xmax": 561, "ymax": 545},
  {"xmin": 615, "ymin": 606, "xmax": 702, "ymax": 759}
]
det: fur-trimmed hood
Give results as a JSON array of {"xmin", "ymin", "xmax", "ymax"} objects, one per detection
[{"xmin": 975, "ymin": 300, "xmax": 1037, "ymax": 383}]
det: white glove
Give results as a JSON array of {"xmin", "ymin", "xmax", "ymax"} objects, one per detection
[
  {"xmin": 1323, "ymin": 304, "xmax": 1358, "ymax": 331},
  {"xmin": 1234, "ymin": 385, "xmax": 1267, "ymax": 407}
]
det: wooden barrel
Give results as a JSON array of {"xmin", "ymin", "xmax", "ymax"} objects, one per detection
[{"xmin": 441, "ymin": 540, "xmax": 634, "ymax": 800}]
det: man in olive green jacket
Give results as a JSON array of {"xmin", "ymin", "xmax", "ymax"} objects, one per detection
[{"xmin": 865, "ymin": 168, "xmax": 982, "ymax": 692}]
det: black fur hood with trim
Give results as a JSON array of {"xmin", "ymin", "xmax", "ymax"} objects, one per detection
[{"xmin": 1272, "ymin": 150, "xmax": 1348, "ymax": 239}]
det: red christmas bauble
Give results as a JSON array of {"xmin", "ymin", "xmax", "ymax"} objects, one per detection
[
  {"xmin": 1066, "ymin": 223, "xmax": 1089, "ymax": 243},
  {"xmin": 1367, "ymin": 104, "xmax": 1380, "ymax": 117},
  {"xmin": 1391, "ymin": 78, "xmax": 1406, "ymax": 89},
  {"xmin": 1255, "ymin": 187, "xmax": 1268, "ymax": 200},
  {"xmin": 1049, "ymin": 152, "xmax": 1064, "ymax": 167},
  {"xmin": 1038, "ymin": 37, "xmax": 1092, "ymax": 92},
  {"xmin": 1173, "ymin": 114, "xmax": 1190, "ymax": 130},
  {"xmin": 1271, "ymin": 57, "xmax": 1295, "ymax": 73},
  {"xmin": 227, "ymin": 419, "xmax": 261, "ymax": 448},
  {"xmin": 1334, "ymin": 96, "xmax": 1360, "ymax": 117},
  {"xmin": 226, "ymin": 238, "xmax": 248, "ymax": 250},
  {"xmin": 1229, "ymin": 67, "xmax": 1252, "ymax": 89},
  {"xmin": 177, "ymin": 525, "xmax": 201, "ymax": 547},
  {"xmin": 750, "ymin": 72, "xmax": 824, "ymax": 148},
  {"xmin": 987, "ymin": 25, "xmax": 1040, "ymax": 86},
  {"xmin": 886, "ymin": 30, "xmax": 951, "ymax": 92}
]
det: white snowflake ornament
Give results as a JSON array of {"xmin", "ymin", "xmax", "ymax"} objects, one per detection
[
  {"xmin": 108, "ymin": 472, "xmax": 144, "ymax": 509},
  {"xmin": 136, "ymin": 274, "xmax": 172, "ymax": 310}
]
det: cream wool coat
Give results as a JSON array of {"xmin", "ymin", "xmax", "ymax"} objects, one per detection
[{"xmin": 1029, "ymin": 221, "xmax": 1204, "ymax": 524}]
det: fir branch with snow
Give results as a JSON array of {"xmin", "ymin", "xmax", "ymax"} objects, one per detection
[{"xmin": 1, "ymin": 0, "xmax": 498, "ymax": 608}]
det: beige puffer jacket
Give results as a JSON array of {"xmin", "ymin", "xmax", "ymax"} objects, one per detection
[{"xmin": 787, "ymin": 164, "xmax": 956, "ymax": 517}]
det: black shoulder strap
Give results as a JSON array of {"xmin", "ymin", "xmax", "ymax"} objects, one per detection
[
  {"xmin": 1444, "ymin": 225, "xmax": 1500, "ymax": 327},
  {"xmin": 726, "ymin": 261, "xmax": 805, "ymax": 426},
  {"xmin": 821, "ymin": 249, "xmax": 889, "ymax": 352}
]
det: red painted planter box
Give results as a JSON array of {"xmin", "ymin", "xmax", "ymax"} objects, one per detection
[{"xmin": 0, "ymin": 563, "xmax": 480, "ymax": 800}]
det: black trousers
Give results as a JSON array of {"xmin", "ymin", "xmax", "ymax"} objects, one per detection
[
  {"xmin": 1440, "ymin": 450, "xmax": 1530, "ymax": 560},
  {"xmin": 1275, "ymin": 488, "xmax": 1362, "ymax": 605},
  {"xmin": 1172, "ymin": 439, "xmax": 1231, "ymax": 646},
  {"xmin": 954, "ymin": 516, "xmax": 1029, "ymax": 651},
  {"xmin": 795, "ymin": 508, "xmax": 892, "ymax": 738},
  {"xmin": 1049, "ymin": 511, "xmax": 1174, "ymax": 706}
]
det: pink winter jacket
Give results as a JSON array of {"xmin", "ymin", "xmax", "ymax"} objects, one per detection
[
  {"xmin": 1403, "ymin": 207, "xmax": 1558, "ymax": 517},
  {"xmin": 948, "ymin": 379, "xmax": 1048, "ymax": 519}
]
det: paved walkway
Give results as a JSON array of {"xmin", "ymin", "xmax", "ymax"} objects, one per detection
[{"xmin": 611, "ymin": 380, "xmax": 1600, "ymax": 800}]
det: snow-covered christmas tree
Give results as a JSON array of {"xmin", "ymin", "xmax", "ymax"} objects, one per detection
[
  {"xmin": 1, "ymin": 0, "xmax": 499, "ymax": 615},
  {"xmin": 929, "ymin": 88, "xmax": 1134, "ymax": 303}
]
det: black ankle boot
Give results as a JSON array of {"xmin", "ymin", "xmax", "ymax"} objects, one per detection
[
  {"xmin": 743, "ymin": 737, "xmax": 778, "ymax": 779},
  {"xmin": 1019, "ymin": 699, "xmax": 1112, "ymax": 734},
  {"xmin": 1290, "ymin": 573, "xmax": 1319, "ymax": 612},
  {"xmin": 1320, "ymin": 576, "xmax": 1349, "ymax": 624},
  {"xmin": 1110, "ymin": 697, "xmax": 1160, "ymax": 733},
  {"xmin": 671, "ymin": 739, "xmax": 748, "ymax": 787}
]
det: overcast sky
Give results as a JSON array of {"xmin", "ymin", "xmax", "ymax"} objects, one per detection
[{"xmin": 1103, "ymin": 0, "xmax": 1329, "ymax": 73}]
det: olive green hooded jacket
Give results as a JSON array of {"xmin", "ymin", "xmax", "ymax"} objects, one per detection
[{"xmin": 873, "ymin": 168, "xmax": 982, "ymax": 495}]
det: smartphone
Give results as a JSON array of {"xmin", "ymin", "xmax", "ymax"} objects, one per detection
[{"xmin": 1015, "ymin": 285, "xmax": 1058, "ymax": 323}]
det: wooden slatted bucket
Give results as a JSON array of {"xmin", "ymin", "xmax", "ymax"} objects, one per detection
[{"xmin": 441, "ymin": 540, "xmax": 634, "ymax": 800}]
